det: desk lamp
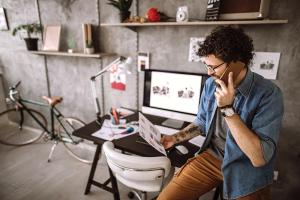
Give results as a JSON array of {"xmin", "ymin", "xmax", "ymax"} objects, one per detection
[{"xmin": 90, "ymin": 56, "xmax": 133, "ymax": 125}]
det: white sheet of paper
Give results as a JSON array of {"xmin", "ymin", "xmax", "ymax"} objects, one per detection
[
  {"xmin": 189, "ymin": 135, "xmax": 205, "ymax": 147},
  {"xmin": 250, "ymin": 52, "xmax": 281, "ymax": 80},
  {"xmin": 92, "ymin": 119, "xmax": 138, "ymax": 141},
  {"xmin": 138, "ymin": 113, "xmax": 167, "ymax": 156}
]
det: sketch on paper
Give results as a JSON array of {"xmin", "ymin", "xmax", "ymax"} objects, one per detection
[
  {"xmin": 138, "ymin": 112, "xmax": 167, "ymax": 156},
  {"xmin": 250, "ymin": 52, "xmax": 281, "ymax": 80},
  {"xmin": 150, "ymin": 72, "xmax": 202, "ymax": 114},
  {"xmin": 110, "ymin": 64, "xmax": 126, "ymax": 91},
  {"xmin": 188, "ymin": 37, "xmax": 204, "ymax": 62}
]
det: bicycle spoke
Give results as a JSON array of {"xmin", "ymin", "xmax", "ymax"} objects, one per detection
[
  {"xmin": 0, "ymin": 109, "xmax": 46, "ymax": 146},
  {"xmin": 57, "ymin": 117, "xmax": 95, "ymax": 164}
]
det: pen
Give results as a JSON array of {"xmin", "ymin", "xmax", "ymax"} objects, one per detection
[{"xmin": 117, "ymin": 126, "xmax": 126, "ymax": 129}]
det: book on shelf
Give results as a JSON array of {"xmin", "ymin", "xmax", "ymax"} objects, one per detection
[{"xmin": 82, "ymin": 23, "xmax": 93, "ymax": 49}]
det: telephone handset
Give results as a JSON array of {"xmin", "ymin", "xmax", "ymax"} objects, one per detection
[{"xmin": 219, "ymin": 61, "xmax": 245, "ymax": 86}]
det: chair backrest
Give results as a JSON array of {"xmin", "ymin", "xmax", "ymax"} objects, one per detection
[{"xmin": 102, "ymin": 141, "xmax": 171, "ymax": 182}]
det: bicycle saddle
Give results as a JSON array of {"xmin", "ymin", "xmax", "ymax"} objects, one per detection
[{"xmin": 42, "ymin": 96, "xmax": 63, "ymax": 106}]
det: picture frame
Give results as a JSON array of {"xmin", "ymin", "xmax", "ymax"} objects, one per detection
[
  {"xmin": 137, "ymin": 52, "xmax": 150, "ymax": 71},
  {"xmin": 0, "ymin": 7, "xmax": 9, "ymax": 31},
  {"xmin": 42, "ymin": 25, "xmax": 61, "ymax": 51}
]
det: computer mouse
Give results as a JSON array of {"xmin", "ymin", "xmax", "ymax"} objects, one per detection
[{"xmin": 175, "ymin": 145, "xmax": 189, "ymax": 155}]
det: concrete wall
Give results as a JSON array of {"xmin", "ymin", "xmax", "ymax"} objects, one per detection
[
  {"xmin": 0, "ymin": 0, "xmax": 299, "ymax": 126},
  {"xmin": 0, "ymin": 0, "xmax": 300, "ymax": 197}
]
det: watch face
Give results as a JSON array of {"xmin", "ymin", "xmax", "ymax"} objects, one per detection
[{"xmin": 221, "ymin": 107, "xmax": 235, "ymax": 117}]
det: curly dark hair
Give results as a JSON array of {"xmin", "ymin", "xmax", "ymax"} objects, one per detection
[{"xmin": 198, "ymin": 26, "xmax": 254, "ymax": 67}]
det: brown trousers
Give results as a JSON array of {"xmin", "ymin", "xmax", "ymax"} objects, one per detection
[{"xmin": 157, "ymin": 150, "xmax": 271, "ymax": 200}]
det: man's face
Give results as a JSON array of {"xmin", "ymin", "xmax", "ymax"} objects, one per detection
[{"xmin": 201, "ymin": 54, "xmax": 228, "ymax": 79}]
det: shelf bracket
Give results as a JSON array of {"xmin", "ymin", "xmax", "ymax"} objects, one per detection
[{"xmin": 125, "ymin": 26, "xmax": 137, "ymax": 32}]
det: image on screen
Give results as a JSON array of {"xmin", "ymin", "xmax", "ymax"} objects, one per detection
[{"xmin": 149, "ymin": 71, "xmax": 202, "ymax": 115}]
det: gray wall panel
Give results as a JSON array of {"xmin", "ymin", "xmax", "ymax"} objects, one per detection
[{"xmin": 0, "ymin": 0, "xmax": 299, "ymax": 131}]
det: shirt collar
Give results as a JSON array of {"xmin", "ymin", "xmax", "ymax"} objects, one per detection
[{"xmin": 236, "ymin": 68, "xmax": 253, "ymax": 97}]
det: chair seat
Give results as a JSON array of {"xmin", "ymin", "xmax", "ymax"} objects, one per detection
[
  {"xmin": 117, "ymin": 174, "xmax": 163, "ymax": 192},
  {"xmin": 103, "ymin": 141, "xmax": 172, "ymax": 200}
]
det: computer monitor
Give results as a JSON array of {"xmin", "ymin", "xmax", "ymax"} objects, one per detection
[{"xmin": 142, "ymin": 70, "xmax": 208, "ymax": 128}]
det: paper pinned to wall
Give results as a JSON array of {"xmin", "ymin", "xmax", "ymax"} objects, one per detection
[
  {"xmin": 110, "ymin": 63, "xmax": 126, "ymax": 91},
  {"xmin": 188, "ymin": 37, "xmax": 204, "ymax": 62},
  {"xmin": 250, "ymin": 52, "xmax": 281, "ymax": 80}
]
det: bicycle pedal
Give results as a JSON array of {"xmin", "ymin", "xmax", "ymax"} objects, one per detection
[
  {"xmin": 5, "ymin": 98, "xmax": 13, "ymax": 104},
  {"xmin": 43, "ymin": 134, "xmax": 51, "ymax": 142}
]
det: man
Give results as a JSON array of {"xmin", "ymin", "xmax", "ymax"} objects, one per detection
[{"xmin": 158, "ymin": 26, "xmax": 284, "ymax": 200}]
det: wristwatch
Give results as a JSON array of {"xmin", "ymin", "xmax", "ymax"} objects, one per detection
[{"xmin": 220, "ymin": 106, "xmax": 235, "ymax": 117}]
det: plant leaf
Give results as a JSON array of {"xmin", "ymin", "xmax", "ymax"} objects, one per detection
[{"xmin": 107, "ymin": 2, "xmax": 120, "ymax": 9}]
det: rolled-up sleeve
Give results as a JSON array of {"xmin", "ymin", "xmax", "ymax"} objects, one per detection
[
  {"xmin": 260, "ymin": 138, "xmax": 275, "ymax": 163},
  {"xmin": 193, "ymin": 84, "xmax": 207, "ymax": 133},
  {"xmin": 252, "ymin": 85, "xmax": 284, "ymax": 163}
]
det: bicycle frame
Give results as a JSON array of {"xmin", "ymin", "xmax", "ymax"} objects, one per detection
[{"xmin": 13, "ymin": 96, "xmax": 77, "ymax": 144}]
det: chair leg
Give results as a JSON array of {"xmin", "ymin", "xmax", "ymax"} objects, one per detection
[
  {"xmin": 128, "ymin": 190, "xmax": 143, "ymax": 200},
  {"xmin": 108, "ymin": 168, "xmax": 120, "ymax": 200},
  {"xmin": 213, "ymin": 184, "xmax": 223, "ymax": 200},
  {"xmin": 141, "ymin": 191, "xmax": 147, "ymax": 200}
]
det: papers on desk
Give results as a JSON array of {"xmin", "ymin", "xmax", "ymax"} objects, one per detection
[
  {"xmin": 92, "ymin": 119, "xmax": 138, "ymax": 141},
  {"xmin": 189, "ymin": 135, "xmax": 205, "ymax": 147},
  {"xmin": 139, "ymin": 113, "xmax": 167, "ymax": 156}
]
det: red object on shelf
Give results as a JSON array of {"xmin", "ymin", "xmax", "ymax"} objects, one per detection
[{"xmin": 146, "ymin": 8, "xmax": 160, "ymax": 22}]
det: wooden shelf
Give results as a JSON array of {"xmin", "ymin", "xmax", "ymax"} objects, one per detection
[
  {"xmin": 101, "ymin": 19, "xmax": 288, "ymax": 27},
  {"xmin": 29, "ymin": 51, "xmax": 116, "ymax": 58}
]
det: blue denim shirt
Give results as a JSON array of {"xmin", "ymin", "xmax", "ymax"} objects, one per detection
[{"xmin": 194, "ymin": 69, "xmax": 284, "ymax": 199}]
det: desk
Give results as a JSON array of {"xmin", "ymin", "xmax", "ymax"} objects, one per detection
[{"xmin": 73, "ymin": 113, "xmax": 200, "ymax": 199}]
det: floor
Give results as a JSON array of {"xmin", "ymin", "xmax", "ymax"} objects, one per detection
[{"xmin": 0, "ymin": 122, "xmax": 299, "ymax": 200}]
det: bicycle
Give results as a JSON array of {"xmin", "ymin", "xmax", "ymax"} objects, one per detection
[{"xmin": 0, "ymin": 81, "xmax": 94, "ymax": 164}]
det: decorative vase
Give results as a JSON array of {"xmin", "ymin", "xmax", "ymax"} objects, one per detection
[
  {"xmin": 120, "ymin": 11, "xmax": 131, "ymax": 22},
  {"xmin": 84, "ymin": 47, "xmax": 95, "ymax": 54},
  {"xmin": 24, "ymin": 38, "xmax": 38, "ymax": 51}
]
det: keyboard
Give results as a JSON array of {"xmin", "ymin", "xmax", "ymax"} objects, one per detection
[{"xmin": 154, "ymin": 125, "xmax": 179, "ymax": 135}]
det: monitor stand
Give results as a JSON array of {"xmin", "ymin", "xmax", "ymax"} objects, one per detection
[{"xmin": 161, "ymin": 118, "xmax": 184, "ymax": 129}]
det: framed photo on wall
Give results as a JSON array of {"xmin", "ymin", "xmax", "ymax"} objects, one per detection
[
  {"xmin": 0, "ymin": 7, "xmax": 9, "ymax": 31},
  {"xmin": 137, "ymin": 52, "xmax": 150, "ymax": 71},
  {"xmin": 42, "ymin": 25, "xmax": 61, "ymax": 51}
]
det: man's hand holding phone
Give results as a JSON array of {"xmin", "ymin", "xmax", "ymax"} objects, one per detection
[{"xmin": 215, "ymin": 72, "xmax": 235, "ymax": 107}]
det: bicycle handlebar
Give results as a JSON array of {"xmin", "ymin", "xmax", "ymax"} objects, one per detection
[
  {"xmin": 8, "ymin": 81, "xmax": 21, "ymax": 102},
  {"xmin": 9, "ymin": 81, "xmax": 21, "ymax": 90}
]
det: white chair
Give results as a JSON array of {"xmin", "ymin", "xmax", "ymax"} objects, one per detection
[{"xmin": 102, "ymin": 141, "xmax": 172, "ymax": 200}]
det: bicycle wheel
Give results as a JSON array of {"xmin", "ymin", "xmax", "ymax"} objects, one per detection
[
  {"xmin": 57, "ymin": 117, "xmax": 95, "ymax": 164},
  {"xmin": 0, "ymin": 108, "xmax": 47, "ymax": 146}
]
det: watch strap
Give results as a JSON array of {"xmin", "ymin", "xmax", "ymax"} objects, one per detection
[{"xmin": 219, "ymin": 104, "xmax": 233, "ymax": 109}]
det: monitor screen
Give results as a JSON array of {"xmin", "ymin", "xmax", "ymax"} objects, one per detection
[{"xmin": 142, "ymin": 70, "xmax": 208, "ymax": 124}]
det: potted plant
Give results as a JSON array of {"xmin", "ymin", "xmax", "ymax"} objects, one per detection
[
  {"xmin": 107, "ymin": 0, "xmax": 133, "ymax": 22},
  {"xmin": 12, "ymin": 23, "xmax": 43, "ymax": 51},
  {"xmin": 67, "ymin": 37, "xmax": 76, "ymax": 53},
  {"xmin": 84, "ymin": 41, "xmax": 95, "ymax": 54}
]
